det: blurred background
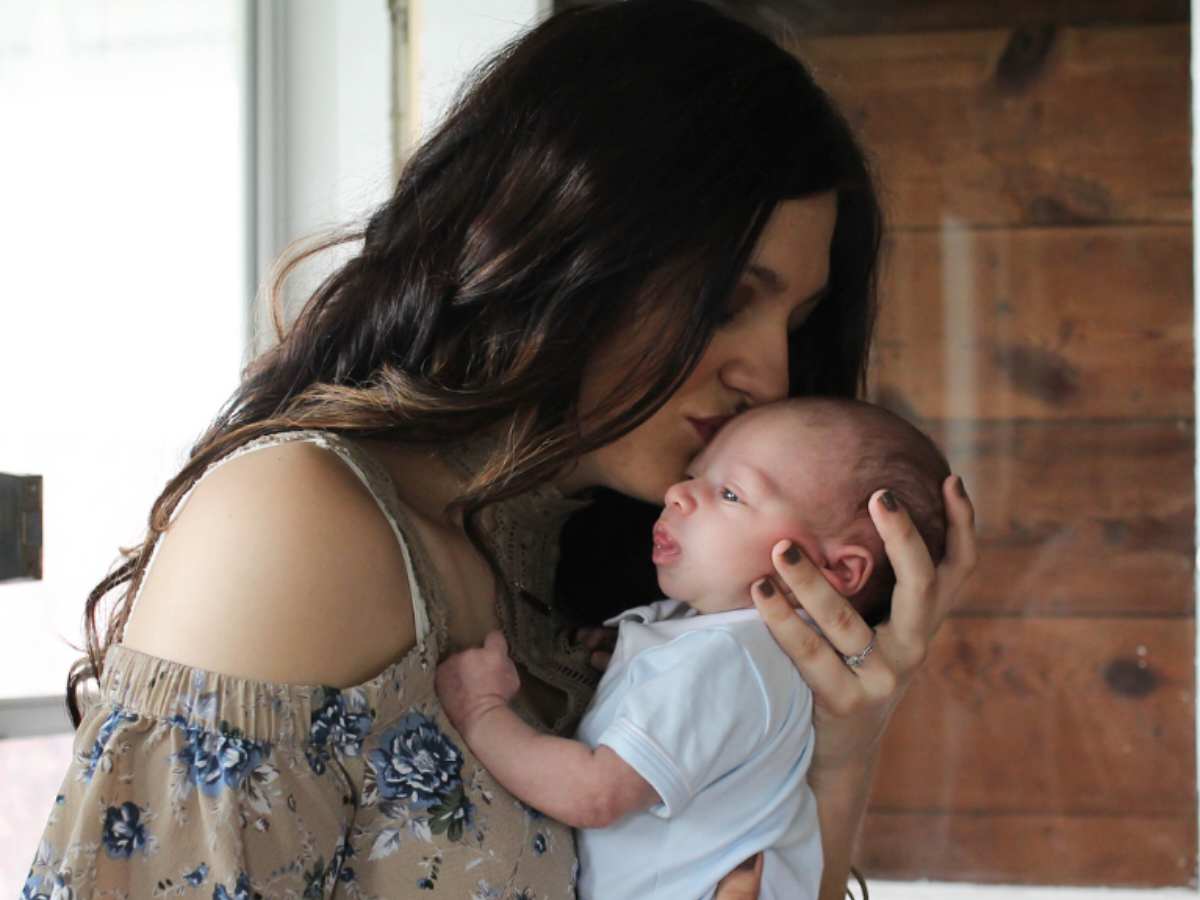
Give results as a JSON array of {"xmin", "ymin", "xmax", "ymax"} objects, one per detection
[{"xmin": 0, "ymin": 1, "xmax": 1195, "ymax": 895}]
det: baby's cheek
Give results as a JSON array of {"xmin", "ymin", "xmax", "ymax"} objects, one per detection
[{"xmin": 710, "ymin": 535, "xmax": 766, "ymax": 589}]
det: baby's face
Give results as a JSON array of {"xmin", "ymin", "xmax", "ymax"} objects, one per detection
[{"xmin": 652, "ymin": 406, "xmax": 848, "ymax": 612}]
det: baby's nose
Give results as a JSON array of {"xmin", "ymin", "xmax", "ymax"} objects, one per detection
[{"xmin": 664, "ymin": 481, "xmax": 696, "ymax": 515}]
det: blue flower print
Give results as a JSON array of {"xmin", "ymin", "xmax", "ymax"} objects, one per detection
[
  {"xmin": 369, "ymin": 713, "xmax": 464, "ymax": 810},
  {"xmin": 80, "ymin": 707, "xmax": 138, "ymax": 781},
  {"xmin": 329, "ymin": 833, "xmax": 356, "ymax": 885},
  {"xmin": 306, "ymin": 688, "xmax": 374, "ymax": 775},
  {"xmin": 174, "ymin": 721, "xmax": 269, "ymax": 797},
  {"xmin": 300, "ymin": 838, "xmax": 356, "ymax": 900},
  {"xmin": 101, "ymin": 802, "xmax": 148, "ymax": 859},
  {"xmin": 21, "ymin": 869, "xmax": 49, "ymax": 900},
  {"xmin": 304, "ymin": 744, "xmax": 330, "ymax": 777},
  {"xmin": 212, "ymin": 872, "xmax": 261, "ymax": 900},
  {"xmin": 184, "ymin": 862, "xmax": 210, "ymax": 886}
]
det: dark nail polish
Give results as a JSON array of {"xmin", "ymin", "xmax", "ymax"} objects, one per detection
[
  {"xmin": 782, "ymin": 544, "xmax": 802, "ymax": 565},
  {"xmin": 881, "ymin": 491, "xmax": 899, "ymax": 512},
  {"xmin": 956, "ymin": 476, "xmax": 969, "ymax": 499},
  {"xmin": 757, "ymin": 578, "xmax": 775, "ymax": 597}
]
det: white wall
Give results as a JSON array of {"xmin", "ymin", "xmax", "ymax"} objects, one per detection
[
  {"xmin": 409, "ymin": 0, "xmax": 550, "ymax": 137},
  {"xmin": 253, "ymin": 0, "xmax": 394, "ymax": 348}
]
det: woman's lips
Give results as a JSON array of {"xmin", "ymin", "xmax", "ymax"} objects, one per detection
[
  {"xmin": 652, "ymin": 523, "xmax": 681, "ymax": 565},
  {"xmin": 687, "ymin": 415, "xmax": 732, "ymax": 446}
]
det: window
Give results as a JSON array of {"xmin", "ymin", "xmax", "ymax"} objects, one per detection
[{"xmin": 0, "ymin": 0, "xmax": 249, "ymax": 887}]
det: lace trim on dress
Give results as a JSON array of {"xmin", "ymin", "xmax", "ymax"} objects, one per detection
[{"xmin": 442, "ymin": 432, "xmax": 602, "ymax": 735}]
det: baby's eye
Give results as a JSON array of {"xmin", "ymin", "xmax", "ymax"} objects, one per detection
[{"xmin": 719, "ymin": 487, "xmax": 741, "ymax": 504}]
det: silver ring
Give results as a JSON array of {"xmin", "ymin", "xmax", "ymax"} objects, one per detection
[{"xmin": 841, "ymin": 631, "xmax": 876, "ymax": 669}]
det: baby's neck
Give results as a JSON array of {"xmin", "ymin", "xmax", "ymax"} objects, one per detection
[{"xmin": 682, "ymin": 592, "xmax": 756, "ymax": 616}]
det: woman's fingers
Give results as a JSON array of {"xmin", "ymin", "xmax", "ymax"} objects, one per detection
[
  {"xmin": 769, "ymin": 540, "xmax": 875, "ymax": 661},
  {"xmin": 866, "ymin": 489, "xmax": 937, "ymax": 661},
  {"xmin": 938, "ymin": 475, "xmax": 979, "ymax": 606},
  {"xmin": 752, "ymin": 575, "xmax": 866, "ymax": 716},
  {"xmin": 869, "ymin": 476, "xmax": 979, "ymax": 677}
]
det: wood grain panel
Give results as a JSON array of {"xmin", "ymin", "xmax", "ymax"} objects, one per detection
[
  {"xmin": 736, "ymin": 1, "xmax": 1189, "ymax": 35},
  {"xmin": 859, "ymin": 811, "xmax": 1197, "ymax": 886},
  {"xmin": 902, "ymin": 420, "xmax": 1195, "ymax": 616},
  {"xmin": 867, "ymin": 226, "xmax": 1192, "ymax": 420},
  {"xmin": 870, "ymin": 618, "xmax": 1196, "ymax": 815},
  {"xmin": 560, "ymin": 1, "xmax": 1190, "ymax": 34},
  {"xmin": 790, "ymin": 26, "xmax": 1190, "ymax": 228}
]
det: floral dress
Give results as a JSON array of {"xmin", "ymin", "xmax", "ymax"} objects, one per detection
[{"xmin": 22, "ymin": 431, "xmax": 580, "ymax": 900}]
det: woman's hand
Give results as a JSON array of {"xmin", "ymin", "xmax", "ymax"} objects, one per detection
[
  {"xmin": 754, "ymin": 475, "xmax": 975, "ymax": 765},
  {"xmin": 750, "ymin": 475, "xmax": 977, "ymax": 896}
]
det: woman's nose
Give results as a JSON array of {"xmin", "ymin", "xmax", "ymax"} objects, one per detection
[
  {"xmin": 720, "ymin": 321, "xmax": 790, "ymax": 405},
  {"xmin": 664, "ymin": 481, "xmax": 696, "ymax": 515}
]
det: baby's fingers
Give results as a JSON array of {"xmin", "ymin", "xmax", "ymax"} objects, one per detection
[
  {"xmin": 575, "ymin": 626, "xmax": 618, "ymax": 653},
  {"xmin": 483, "ymin": 629, "xmax": 509, "ymax": 656}
]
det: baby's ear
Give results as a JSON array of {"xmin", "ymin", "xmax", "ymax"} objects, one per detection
[{"xmin": 820, "ymin": 544, "xmax": 874, "ymax": 598}]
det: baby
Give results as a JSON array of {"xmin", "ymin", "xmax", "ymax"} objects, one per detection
[{"xmin": 436, "ymin": 397, "xmax": 950, "ymax": 899}]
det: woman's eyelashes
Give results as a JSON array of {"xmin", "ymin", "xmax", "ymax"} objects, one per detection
[{"xmin": 716, "ymin": 285, "xmax": 754, "ymax": 326}]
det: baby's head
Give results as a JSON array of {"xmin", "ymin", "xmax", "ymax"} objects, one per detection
[{"xmin": 652, "ymin": 398, "xmax": 950, "ymax": 625}]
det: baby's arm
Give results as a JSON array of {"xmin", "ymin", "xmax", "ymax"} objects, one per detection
[{"xmin": 436, "ymin": 631, "xmax": 660, "ymax": 829}]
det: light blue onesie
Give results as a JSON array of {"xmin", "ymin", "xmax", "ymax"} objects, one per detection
[{"xmin": 574, "ymin": 599, "xmax": 822, "ymax": 900}]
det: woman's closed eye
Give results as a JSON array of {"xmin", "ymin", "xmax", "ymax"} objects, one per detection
[{"xmin": 716, "ymin": 285, "xmax": 754, "ymax": 327}]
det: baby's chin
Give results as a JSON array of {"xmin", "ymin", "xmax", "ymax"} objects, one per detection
[
  {"xmin": 653, "ymin": 566, "xmax": 689, "ymax": 602},
  {"xmin": 655, "ymin": 567, "xmax": 747, "ymax": 610}
]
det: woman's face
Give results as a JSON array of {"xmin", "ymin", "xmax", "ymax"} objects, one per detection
[{"xmin": 567, "ymin": 192, "xmax": 838, "ymax": 502}]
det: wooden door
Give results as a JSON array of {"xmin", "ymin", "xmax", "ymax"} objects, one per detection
[{"xmin": 783, "ymin": 5, "xmax": 1196, "ymax": 886}]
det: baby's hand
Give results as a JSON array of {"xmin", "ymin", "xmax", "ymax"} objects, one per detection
[{"xmin": 435, "ymin": 630, "xmax": 521, "ymax": 737}]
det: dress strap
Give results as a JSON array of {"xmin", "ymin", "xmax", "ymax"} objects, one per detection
[{"xmin": 132, "ymin": 429, "xmax": 442, "ymax": 655}]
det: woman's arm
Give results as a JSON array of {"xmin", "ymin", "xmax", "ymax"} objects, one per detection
[
  {"xmin": 436, "ymin": 631, "xmax": 659, "ymax": 829},
  {"xmin": 745, "ymin": 475, "xmax": 977, "ymax": 898}
]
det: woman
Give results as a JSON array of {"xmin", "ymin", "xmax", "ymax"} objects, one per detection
[{"xmin": 26, "ymin": 2, "xmax": 975, "ymax": 898}]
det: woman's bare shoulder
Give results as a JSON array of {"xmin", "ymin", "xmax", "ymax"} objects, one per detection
[{"xmin": 121, "ymin": 439, "xmax": 418, "ymax": 687}]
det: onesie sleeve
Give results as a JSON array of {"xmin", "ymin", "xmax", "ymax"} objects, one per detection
[{"xmin": 595, "ymin": 629, "xmax": 771, "ymax": 819}]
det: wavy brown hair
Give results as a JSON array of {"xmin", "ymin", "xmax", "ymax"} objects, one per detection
[{"xmin": 68, "ymin": 0, "xmax": 882, "ymax": 725}]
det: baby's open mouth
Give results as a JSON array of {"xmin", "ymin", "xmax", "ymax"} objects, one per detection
[{"xmin": 651, "ymin": 523, "xmax": 681, "ymax": 564}]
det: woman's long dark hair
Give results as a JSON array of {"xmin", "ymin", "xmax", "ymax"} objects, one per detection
[{"xmin": 68, "ymin": 0, "xmax": 882, "ymax": 724}]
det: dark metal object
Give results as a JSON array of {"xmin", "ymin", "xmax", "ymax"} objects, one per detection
[{"xmin": 0, "ymin": 473, "xmax": 43, "ymax": 582}]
